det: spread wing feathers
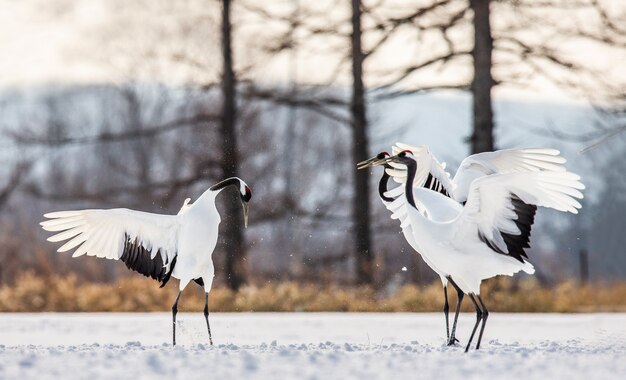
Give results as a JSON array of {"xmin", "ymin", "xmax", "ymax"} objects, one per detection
[
  {"xmin": 452, "ymin": 148, "xmax": 568, "ymax": 201},
  {"xmin": 385, "ymin": 186, "xmax": 429, "ymax": 226},
  {"xmin": 41, "ymin": 209, "xmax": 179, "ymax": 284},
  {"xmin": 387, "ymin": 143, "xmax": 453, "ymax": 198},
  {"xmin": 458, "ymin": 148, "xmax": 567, "ymax": 175},
  {"xmin": 386, "ymin": 190, "xmax": 417, "ymax": 228},
  {"xmin": 384, "ymin": 192, "xmax": 419, "ymax": 249},
  {"xmin": 454, "ymin": 171, "xmax": 584, "ymax": 261}
]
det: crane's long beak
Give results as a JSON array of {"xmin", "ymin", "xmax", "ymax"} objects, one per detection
[
  {"xmin": 357, "ymin": 156, "xmax": 387, "ymax": 169},
  {"xmin": 242, "ymin": 201, "xmax": 249, "ymax": 228}
]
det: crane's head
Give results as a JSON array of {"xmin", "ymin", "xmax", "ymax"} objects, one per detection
[
  {"xmin": 394, "ymin": 150, "xmax": 415, "ymax": 161},
  {"xmin": 357, "ymin": 151, "xmax": 391, "ymax": 169},
  {"xmin": 210, "ymin": 177, "xmax": 252, "ymax": 228},
  {"xmin": 375, "ymin": 150, "xmax": 416, "ymax": 167}
]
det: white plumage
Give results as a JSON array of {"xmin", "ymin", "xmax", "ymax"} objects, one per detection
[
  {"xmin": 41, "ymin": 177, "xmax": 252, "ymax": 346},
  {"xmin": 371, "ymin": 150, "xmax": 584, "ymax": 352},
  {"xmin": 387, "ymin": 171, "xmax": 584, "ymax": 291},
  {"xmin": 387, "ymin": 143, "xmax": 568, "ymax": 203},
  {"xmin": 43, "ymin": 209, "xmax": 179, "ymax": 264},
  {"xmin": 359, "ymin": 144, "xmax": 583, "ymax": 349}
]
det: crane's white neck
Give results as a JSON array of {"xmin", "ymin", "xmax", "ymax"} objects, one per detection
[{"xmin": 192, "ymin": 177, "xmax": 248, "ymax": 206}]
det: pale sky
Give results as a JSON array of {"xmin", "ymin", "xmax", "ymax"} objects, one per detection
[{"xmin": 0, "ymin": 0, "xmax": 624, "ymax": 103}]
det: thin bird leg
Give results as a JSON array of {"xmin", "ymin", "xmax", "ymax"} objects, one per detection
[
  {"xmin": 475, "ymin": 295, "xmax": 489, "ymax": 350},
  {"xmin": 172, "ymin": 291, "xmax": 182, "ymax": 346},
  {"xmin": 443, "ymin": 285, "xmax": 450, "ymax": 342},
  {"xmin": 447, "ymin": 277, "xmax": 464, "ymax": 346},
  {"xmin": 204, "ymin": 292, "xmax": 214, "ymax": 346},
  {"xmin": 464, "ymin": 293, "xmax": 483, "ymax": 353}
]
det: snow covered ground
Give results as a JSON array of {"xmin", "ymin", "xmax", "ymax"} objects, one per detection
[{"xmin": 1, "ymin": 313, "xmax": 624, "ymax": 379}]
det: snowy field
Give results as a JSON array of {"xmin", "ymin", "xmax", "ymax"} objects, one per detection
[{"xmin": 1, "ymin": 313, "xmax": 625, "ymax": 380}]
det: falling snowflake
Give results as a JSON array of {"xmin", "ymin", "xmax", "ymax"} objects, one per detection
[{"xmin": 401, "ymin": 267, "xmax": 407, "ymax": 272}]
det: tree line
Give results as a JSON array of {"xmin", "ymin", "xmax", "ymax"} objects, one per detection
[{"xmin": 0, "ymin": 0, "xmax": 624, "ymax": 289}]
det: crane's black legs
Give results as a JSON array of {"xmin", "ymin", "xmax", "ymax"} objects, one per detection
[
  {"xmin": 447, "ymin": 277, "xmax": 463, "ymax": 346},
  {"xmin": 443, "ymin": 285, "xmax": 450, "ymax": 342},
  {"xmin": 475, "ymin": 295, "xmax": 489, "ymax": 350},
  {"xmin": 464, "ymin": 293, "xmax": 485, "ymax": 353},
  {"xmin": 204, "ymin": 292, "xmax": 214, "ymax": 346},
  {"xmin": 172, "ymin": 290, "xmax": 182, "ymax": 346}
]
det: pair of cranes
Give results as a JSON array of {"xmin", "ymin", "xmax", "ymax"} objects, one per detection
[
  {"xmin": 358, "ymin": 144, "xmax": 583, "ymax": 351},
  {"xmin": 41, "ymin": 144, "xmax": 584, "ymax": 351}
]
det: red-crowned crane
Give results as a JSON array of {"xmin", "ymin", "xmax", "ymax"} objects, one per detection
[
  {"xmin": 367, "ymin": 150, "xmax": 583, "ymax": 351},
  {"xmin": 41, "ymin": 177, "xmax": 252, "ymax": 346},
  {"xmin": 360, "ymin": 144, "xmax": 576, "ymax": 346}
]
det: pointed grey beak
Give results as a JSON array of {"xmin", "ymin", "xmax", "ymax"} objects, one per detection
[
  {"xmin": 242, "ymin": 201, "xmax": 249, "ymax": 228},
  {"xmin": 357, "ymin": 156, "xmax": 389, "ymax": 169}
]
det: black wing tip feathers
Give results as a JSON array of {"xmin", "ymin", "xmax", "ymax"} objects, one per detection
[
  {"xmin": 120, "ymin": 234, "xmax": 177, "ymax": 287},
  {"xmin": 479, "ymin": 194, "xmax": 537, "ymax": 263},
  {"xmin": 424, "ymin": 173, "xmax": 451, "ymax": 198}
]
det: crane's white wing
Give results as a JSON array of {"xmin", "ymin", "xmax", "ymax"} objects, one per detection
[
  {"xmin": 41, "ymin": 209, "xmax": 180, "ymax": 284},
  {"xmin": 451, "ymin": 171, "xmax": 584, "ymax": 262},
  {"xmin": 452, "ymin": 148, "xmax": 567, "ymax": 202},
  {"xmin": 387, "ymin": 143, "xmax": 454, "ymax": 198}
]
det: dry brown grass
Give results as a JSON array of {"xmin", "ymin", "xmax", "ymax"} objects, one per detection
[{"xmin": 1, "ymin": 272, "xmax": 625, "ymax": 312}]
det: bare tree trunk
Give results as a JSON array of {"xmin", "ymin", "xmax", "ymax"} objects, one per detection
[
  {"xmin": 0, "ymin": 162, "xmax": 31, "ymax": 212},
  {"xmin": 351, "ymin": 0, "xmax": 373, "ymax": 284},
  {"xmin": 284, "ymin": 0, "xmax": 301, "ymax": 278},
  {"xmin": 470, "ymin": 0, "xmax": 494, "ymax": 153},
  {"xmin": 220, "ymin": 0, "xmax": 246, "ymax": 290},
  {"xmin": 122, "ymin": 86, "xmax": 152, "ymax": 205}
]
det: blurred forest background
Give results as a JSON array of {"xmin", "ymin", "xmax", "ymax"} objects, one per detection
[{"xmin": 0, "ymin": 0, "xmax": 625, "ymax": 311}]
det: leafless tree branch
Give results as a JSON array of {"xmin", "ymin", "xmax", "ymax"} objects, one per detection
[
  {"xmin": 0, "ymin": 161, "xmax": 33, "ymax": 210},
  {"xmin": 10, "ymin": 113, "xmax": 219, "ymax": 147}
]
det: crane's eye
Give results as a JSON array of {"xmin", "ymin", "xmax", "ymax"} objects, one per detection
[
  {"xmin": 376, "ymin": 152, "xmax": 388, "ymax": 159},
  {"xmin": 398, "ymin": 152, "xmax": 406, "ymax": 157}
]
